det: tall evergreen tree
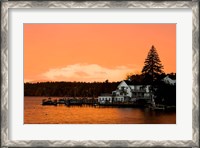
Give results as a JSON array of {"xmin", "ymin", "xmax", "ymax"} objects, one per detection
[{"xmin": 142, "ymin": 45, "xmax": 164, "ymax": 83}]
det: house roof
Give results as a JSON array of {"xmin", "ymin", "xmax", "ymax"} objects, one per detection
[
  {"xmin": 100, "ymin": 93, "xmax": 112, "ymax": 96},
  {"xmin": 162, "ymin": 76, "xmax": 176, "ymax": 85}
]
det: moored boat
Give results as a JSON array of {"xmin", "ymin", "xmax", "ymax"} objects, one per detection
[
  {"xmin": 148, "ymin": 104, "xmax": 165, "ymax": 110},
  {"xmin": 65, "ymin": 98, "xmax": 83, "ymax": 106},
  {"xmin": 57, "ymin": 98, "xmax": 66, "ymax": 104},
  {"xmin": 42, "ymin": 98, "xmax": 57, "ymax": 106}
]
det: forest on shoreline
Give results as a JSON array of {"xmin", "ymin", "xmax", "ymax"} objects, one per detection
[
  {"xmin": 24, "ymin": 80, "xmax": 120, "ymax": 97},
  {"xmin": 24, "ymin": 73, "xmax": 175, "ymax": 96}
]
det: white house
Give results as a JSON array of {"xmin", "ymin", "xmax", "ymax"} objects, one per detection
[
  {"xmin": 112, "ymin": 80, "xmax": 151, "ymax": 100},
  {"xmin": 131, "ymin": 85, "xmax": 151, "ymax": 99},
  {"xmin": 162, "ymin": 76, "xmax": 176, "ymax": 85},
  {"xmin": 97, "ymin": 80, "xmax": 151, "ymax": 104},
  {"xmin": 97, "ymin": 94, "xmax": 112, "ymax": 104},
  {"xmin": 113, "ymin": 96, "xmax": 125, "ymax": 102},
  {"xmin": 112, "ymin": 80, "xmax": 132, "ymax": 97},
  {"xmin": 97, "ymin": 75, "xmax": 176, "ymax": 104}
]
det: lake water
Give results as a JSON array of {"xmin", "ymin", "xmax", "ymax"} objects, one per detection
[{"xmin": 24, "ymin": 97, "xmax": 176, "ymax": 124}]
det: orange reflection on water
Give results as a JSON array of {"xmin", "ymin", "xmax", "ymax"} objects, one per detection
[{"xmin": 24, "ymin": 97, "xmax": 176, "ymax": 124}]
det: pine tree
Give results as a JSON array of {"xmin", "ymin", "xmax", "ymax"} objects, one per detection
[{"xmin": 142, "ymin": 45, "xmax": 164, "ymax": 84}]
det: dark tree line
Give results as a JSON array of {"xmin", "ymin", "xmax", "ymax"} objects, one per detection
[
  {"xmin": 24, "ymin": 81, "xmax": 119, "ymax": 97},
  {"xmin": 127, "ymin": 73, "xmax": 176, "ymax": 85},
  {"xmin": 154, "ymin": 81, "xmax": 176, "ymax": 106},
  {"xmin": 127, "ymin": 73, "xmax": 176, "ymax": 105}
]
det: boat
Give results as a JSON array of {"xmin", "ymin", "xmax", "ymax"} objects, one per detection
[
  {"xmin": 149, "ymin": 104, "xmax": 165, "ymax": 110},
  {"xmin": 42, "ymin": 98, "xmax": 57, "ymax": 106},
  {"xmin": 57, "ymin": 98, "xmax": 66, "ymax": 104},
  {"xmin": 65, "ymin": 98, "xmax": 83, "ymax": 106}
]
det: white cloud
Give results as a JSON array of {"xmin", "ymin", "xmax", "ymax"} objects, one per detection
[{"xmin": 41, "ymin": 63, "xmax": 134, "ymax": 82}]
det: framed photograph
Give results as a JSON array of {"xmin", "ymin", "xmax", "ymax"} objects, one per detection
[{"xmin": 1, "ymin": 1, "xmax": 199, "ymax": 147}]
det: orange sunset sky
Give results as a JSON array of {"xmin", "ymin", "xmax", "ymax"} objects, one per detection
[{"xmin": 24, "ymin": 24, "xmax": 176, "ymax": 83}]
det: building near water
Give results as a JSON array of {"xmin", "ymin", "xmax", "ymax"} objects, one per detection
[
  {"xmin": 112, "ymin": 80, "xmax": 151, "ymax": 100},
  {"xmin": 97, "ymin": 93, "xmax": 112, "ymax": 104},
  {"xmin": 97, "ymin": 75, "xmax": 176, "ymax": 104},
  {"xmin": 97, "ymin": 80, "xmax": 151, "ymax": 104}
]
